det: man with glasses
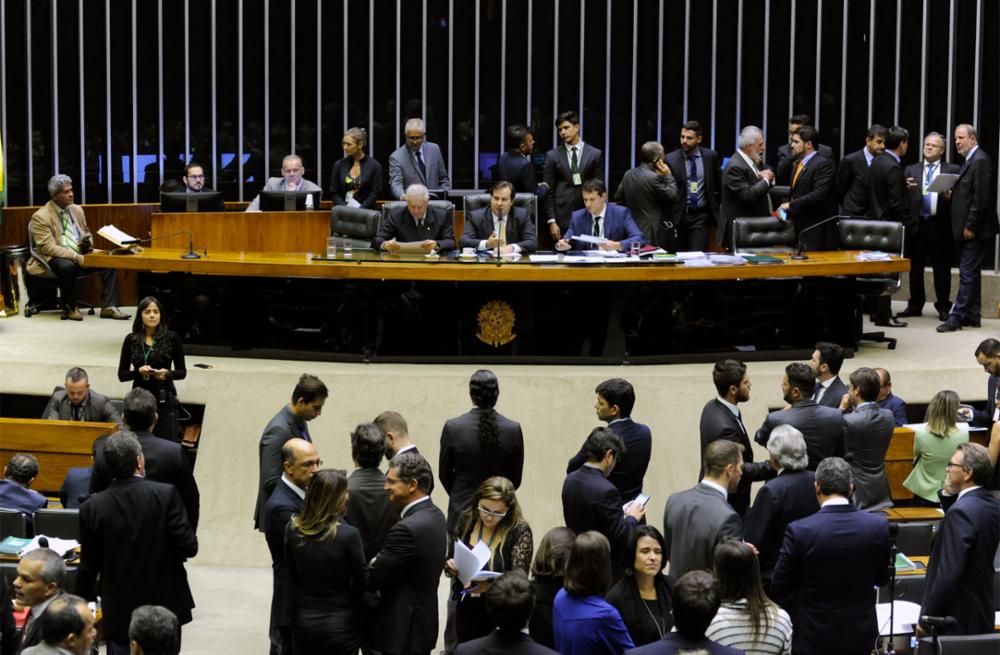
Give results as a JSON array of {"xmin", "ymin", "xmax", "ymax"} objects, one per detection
[
  {"xmin": 262, "ymin": 438, "xmax": 321, "ymax": 655},
  {"xmin": 389, "ymin": 117, "xmax": 451, "ymax": 200},
  {"xmin": 181, "ymin": 162, "xmax": 209, "ymax": 193},
  {"xmin": 246, "ymin": 154, "xmax": 322, "ymax": 212}
]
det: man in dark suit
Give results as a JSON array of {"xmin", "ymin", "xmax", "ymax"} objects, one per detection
[
  {"xmin": 373, "ymin": 183, "xmax": 455, "ymax": 253},
  {"xmin": 875, "ymin": 367, "xmax": 909, "ymax": 426},
  {"xmin": 77, "ymin": 432, "xmax": 198, "ymax": 655},
  {"xmin": 965, "ymin": 338, "xmax": 999, "ymax": 429},
  {"xmin": 663, "ymin": 440, "xmax": 743, "ymax": 580},
  {"xmin": 346, "ymin": 423, "xmax": 397, "ymax": 561},
  {"xmin": 58, "ymin": 467, "xmax": 91, "ymax": 508},
  {"xmin": 898, "ymin": 132, "xmax": 959, "ymax": 322},
  {"xmin": 613, "ymin": 141, "xmax": 680, "ymax": 249},
  {"xmin": 0, "ymin": 453, "xmax": 47, "ymax": 515},
  {"xmin": 778, "ymin": 126, "xmax": 837, "ymax": 252},
  {"xmin": 719, "ymin": 125, "xmax": 776, "ymax": 250},
  {"xmin": 44, "ymin": 367, "xmax": 120, "ymax": 423},
  {"xmin": 495, "ymin": 124, "xmax": 547, "ymax": 201},
  {"xmin": 809, "ymin": 341, "xmax": 849, "ymax": 409},
  {"xmin": 254, "ymin": 374, "xmax": 327, "ymax": 531},
  {"xmin": 454, "ymin": 570, "xmax": 558, "ymax": 655},
  {"xmin": 755, "ymin": 362, "xmax": 846, "ymax": 471},
  {"xmin": 12, "ymin": 548, "xmax": 66, "ymax": 653},
  {"xmin": 368, "ymin": 452, "xmax": 447, "ymax": 655},
  {"xmin": 920, "ymin": 442, "xmax": 1000, "ymax": 635},
  {"xmin": 562, "ymin": 427, "xmax": 645, "ymax": 575},
  {"xmin": 555, "ymin": 179, "xmax": 644, "ymax": 253},
  {"xmin": 743, "ymin": 425, "xmax": 819, "ymax": 588},
  {"xmin": 543, "ymin": 110, "xmax": 604, "ymax": 240},
  {"xmin": 440, "ymin": 369, "xmax": 524, "ymax": 533},
  {"xmin": 460, "ymin": 181, "xmax": 537, "ymax": 254},
  {"xmin": 665, "ymin": 121, "xmax": 722, "ymax": 251},
  {"xmin": 374, "ymin": 410, "xmax": 426, "ymax": 462},
  {"xmin": 866, "ymin": 125, "xmax": 911, "ymax": 327},
  {"xmin": 775, "ymin": 115, "xmax": 835, "ymax": 186},
  {"xmin": 839, "ymin": 368, "xmax": 895, "ymax": 510},
  {"xmin": 699, "ymin": 359, "xmax": 776, "ymax": 517},
  {"xmin": 90, "ymin": 388, "xmax": 200, "ymax": 530},
  {"xmin": 568, "ymin": 378, "xmax": 652, "ymax": 505},
  {"xmin": 770, "ymin": 457, "xmax": 890, "ymax": 655},
  {"xmin": 938, "ymin": 123, "xmax": 997, "ymax": 332},
  {"xmin": 23, "ymin": 594, "xmax": 97, "ymax": 655},
  {"xmin": 262, "ymin": 438, "xmax": 318, "ymax": 655},
  {"xmin": 388, "ymin": 117, "xmax": 450, "ymax": 199},
  {"xmin": 836, "ymin": 124, "xmax": 886, "ymax": 217}
]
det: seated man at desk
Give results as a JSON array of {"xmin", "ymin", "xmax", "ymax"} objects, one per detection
[
  {"xmin": 45, "ymin": 366, "xmax": 121, "ymax": 424},
  {"xmin": 0, "ymin": 453, "xmax": 48, "ymax": 515},
  {"xmin": 246, "ymin": 154, "xmax": 323, "ymax": 212},
  {"xmin": 181, "ymin": 162, "xmax": 211, "ymax": 193},
  {"xmin": 555, "ymin": 179, "xmax": 643, "ymax": 252},
  {"xmin": 460, "ymin": 180, "xmax": 537, "ymax": 254},
  {"xmin": 373, "ymin": 183, "xmax": 455, "ymax": 253}
]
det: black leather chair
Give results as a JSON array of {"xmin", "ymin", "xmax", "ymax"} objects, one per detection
[
  {"xmin": 837, "ymin": 218, "xmax": 905, "ymax": 350},
  {"xmin": 877, "ymin": 573, "xmax": 926, "ymax": 605},
  {"xmin": 894, "ymin": 522, "xmax": 936, "ymax": 557},
  {"xmin": 24, "ymin": 225, "xmax": 96, "ymax": 317},
  {"xmin": 0, "ymin": 509, "xmax": 28, "ymax": 539},
  {"xmin": 462, "ymin": 192, "xmax": 538, "ymax": 250},
  {"xmin": 330, "ymin": 206, "xmax": 380, "ymax": 249},
  {"xmin": 378, "ymin": 200, "xmax": 456, "ymax": 245},
  {"xmin": 33, "ymin": 509, "xmax": 80, "ymax": 541},
  {"xmin": 731, "ymin": 216, "xmax": 796, "ymax": 253},
  {"xmin": 917, "ymin": 633, "xmax": 1000, "ymax": 654}
]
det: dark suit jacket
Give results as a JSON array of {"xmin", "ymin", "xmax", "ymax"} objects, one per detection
[
  {"xmin": 77, "ymin": 477, "xmax": 198, "ymax": 642},
  {"xmin": 612, "ymin": 164, "xmax": 680, "ymax": 245},
  {"xmin": 460, "ymin": 206, "xmax": 537, "ymax": 253},
  {"xmin": 562, "ymin": 465, "xmax": 639, "ymax": 575},
  {"xmin": 665, "ymin": 146, "xmax": 722, "ymax": 225},
  {"xmin": 45, "ymin": 389, "xmax": 120, "ymax": 424},
  {"xmin": 496, "ymin": 151, "xmax": 542, "ymax": 197},
  {"xmin": 787, "ymin": 153, "xmax": 837, "ymax": 250},
  {"xmin": 663, "ymin": 483, "xmax": 742, "ymax": 580},
  {"xmin": 329, "ymin": 155, "xmax": 383, "ymax": 209},
  {"xmin": 698, "ymin": 399, "xmax": 776, "ymax": 518},
  {"xmin": 563, "ymin": 203, "xmax": 644, "ymax": 251},
  {"xmin": 743, "ymin": 469, "xmax": 818, "ymax": 584},
  {"xmin": 255, "ymin": 405, "xmax": 308, "ymax": 531},
  {"xmin": 16, "ymin": 590, "xmax": 67, "ymax": 654},
  {"xmin": 625, "ymin": 633, "xmax": 744, "ymax": 655},
  {"xmin": 921, "ymin": 487, "xmax": 1000, "ymax": 635},
  {"xmin": 543, "ymin": 142, "xmax": 604, "ymax": 229},
  {"xmin": 567, "ymin": 418, "xmax": 652, "ymax": 507},
  {"xmin": 770, "ymin": 504, "xmax": 889, "ymax": 655},
  {"xmin": 814, "ymin": 376, "xmax": 848, "ymax": 409},
  {"xmin": 720, "ymin": 152, "xmax": 773, "ymax": 248},
  {"xmin": 439, "ymin": 407, "xmax": 524, "ymax": 533},
  {"xmin": 0, "ymin": 481, "xmax": 46, "ymax": 515},
  {"xmin": 904, "ymin": 160, "xmax": 960, "ymax": 226},
  {"xmin": 59, "ymin": 467, "xmax": 91, "ymax": 508},
  {"xmin": 372, "ymin": 204, "xmax": 456, "ymax": 252},
  {"xmin": 262, "ymin": 479, "xmax": 303, "ymax": 628},
  {"xmin": 971, "ymin": 374, "xmax": 998, "ymax": 428},
  {"xmin": 367, "ymin": 497, "xmax": 448, "ymax": 655},
  {"xmin": 91, "ymin": 429, "xmax": 200, "ymax": 531},
  {"xmin": 455, "ymin": 629, "xmax": 560, "ymax": 655},
  {"xmin": 836, "ymin": 149, "xmax": 873, "ymax": 217},
  {"xmin": 868, "ymin": 152, "xmax": 910, "ymax": 224},
  {"xmin": 843, "ymin": 404, "xmax": 895, "ymax": 510},
  {"xmin": 777, "ymin": 142, "xmax": 834, "ymax": 186},
  {"xmin": 878, "ymin": 393, "xmax": 908, "ymax": 427},
  {"xmin": 755, "ymin": 400, "xmax": 845, "ymax": 471},
  {"xmin": 345, "ymin": 467, "xmax": 397, "ymax": 561},
  {"xmin": 950, "ymin": 146, "xmax": 997, "ymax": 240}
]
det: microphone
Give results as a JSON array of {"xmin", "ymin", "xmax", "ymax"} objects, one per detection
[
  {"xmin": 38, "ymin": 536, "xmax": 49, "ymax": 549},
  {"xmin": 790, "ymin": 214, "xmax": 843, "ymax": 260},
  {"xmin": 919, "ymin": 615, "xmax": 958, "ymax": 630},
  {"xmin": 495, "ymin": 210, "xmax": 503, "ymax": 265},
  {"xmin": 123, "ymin": 230, "xmax": 202, "ymax": 260}
]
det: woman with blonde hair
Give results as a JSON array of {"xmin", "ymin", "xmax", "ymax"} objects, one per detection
[
  {"xmin": 329, "ymin": 126, "xmax": 383, "ymax": 208},
  {"xmin": 904, "ymin": 390, "xmax": 970, "ymax": 506},
  {"xmin": 284, "ymin": 469, "xmax": 366, "ymax": 654}
]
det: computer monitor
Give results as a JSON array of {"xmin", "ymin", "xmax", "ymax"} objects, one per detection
[
  {"xmin": 259, "ymin": 190, "xmax": 323, "ymax": 211},
  {"xmin": 159, "ymin": 191, "xmax": 225, "ymax": 213}
]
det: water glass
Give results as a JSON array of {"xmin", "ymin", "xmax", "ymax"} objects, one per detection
[
  {"xmin": 326, "ymin": 237, "xmax": 337, "ymax": 258},
  {"xmin": 342, "ymin": 239, "xmax": 353, "ymax": 257}
]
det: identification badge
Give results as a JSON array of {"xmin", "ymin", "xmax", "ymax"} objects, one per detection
[
  {"xmin": 922, "ymin": 185, "xmax": 930, "ymax": 195},
  {"xmin": 689, "ymin": 181, "xmax": 699, "ymax": 194},
  {"xmin": 572, "ymin": 173, "xmax": 582, "ymax": 186}
]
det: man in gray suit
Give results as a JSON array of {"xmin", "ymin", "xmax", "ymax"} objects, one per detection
[
  {"xmin": 246, "ymin": 154, "xmax": 323, "ymax": 212},
  {"xmin": 21, "ymin": 595, "xmax": 96, "ymax": 655},
  {"xmin": 720, "ymin": 126, "xmax": 776, "ymax": 250},
  {"xmin": 839, "ymin": 367, "xmax": 895, "ymax": 510},
  {"xmin": 755, "ymin": 362, "xmax": 845, "ymax": 471},
  {"xmin": 44, "ymin": 367, "xmax": 120, "ymax": 424},
  {"xmin": 663, "ymin": 439, "xmax": 744, "ymax": 580},
  {"xmin": 613, "ymin": 141, "xmax": 680, "ymax": 249},
  {"xmin": 388, "ymin": 117, "xmax": 451, "ymax": 199}
]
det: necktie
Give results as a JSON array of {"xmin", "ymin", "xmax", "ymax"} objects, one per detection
[
  {"xmin": 415, "ymin": 149, "xmax": 427, "ymax": 180},
  {"xmin": 301, "ymin": 422, "xmax": 311, "ymax": 442},
  {"xmin": 592, "ymin": 215, "xmax": 601, "ymax": 237},
  {"xmin": 812, "ymin": 381, "xmax": 822, "ymax": 402},
  {"xmin": 59, "ymin": 210, "xmax": 80, "ymax": 253},
  {"xmin": 736, "ymin": 410, "xmax": 748, "ymax": 438},
  {"xmin": 497, "ymin": 216, "xmax": 507, "ymax": 246},
  {"xmin": 687, "ymin": 155, "xmax": 700, "ymax": 209},
  {"xmin": 570, "ymin": 147, "xmax": 579, "ymax": 173},
  {"xmin": 922, "ymin": 163, "xmax": 935, "ymax": 218},
  {"xmin": 792, "ymin": 160, "xmax": 805, "ymax": 188}
]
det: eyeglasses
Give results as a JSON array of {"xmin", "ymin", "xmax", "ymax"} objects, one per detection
[
  {"xmin": 187, "ymin": 174, "xmax": 205, "ymax": 179},
  {"xmin": 945, "ymin": 460, "xmax": 966, "ymax": 470},
  {"xmin": 478, "ymin": 505, "xmax": 508, "ymax": 519}
]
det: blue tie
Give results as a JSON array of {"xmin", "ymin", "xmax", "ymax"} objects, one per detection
[
  {"xmin": 415, "ymin": 149, "xmax": 427, "ymax": 180},
  {"xmin": 921, "ymin": 163, "xmax": 934, "ymax": 218}
]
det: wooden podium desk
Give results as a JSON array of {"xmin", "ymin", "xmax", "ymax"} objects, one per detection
[
  {"xmin": 151, "ymin": 211, "xmax": 330, "ymax": 253},
  {"xmin": 0, "ymin": 418, "xmax": 116, "ymax": 494}
]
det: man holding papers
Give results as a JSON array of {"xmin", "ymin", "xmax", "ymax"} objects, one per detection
[
  {"xmin": 555, "ymin": 179, "xmax": 644, "ymax": 253},
  {"xmin": 373, "ymin": 183, "xmax": 455, "ymax": 253},
  {"xmin": 460, "ymin": 181, "xmax": 537, "ymax": 254}
]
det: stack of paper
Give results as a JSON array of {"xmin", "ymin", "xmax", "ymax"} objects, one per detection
[
  {"xmin": 453, "ymin": 540, "xmax": 502, "ymax": 585},
  {"xmin": 857, "ymin": 251, "xmax": 891, "ymax": 261},
  {"xmin": 18, "ymin": 535, "xmax": 80, "ymax": 557}
]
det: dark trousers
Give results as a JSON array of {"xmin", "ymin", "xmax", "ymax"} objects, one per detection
[
  {"xmin": 951, "ymin": 237, "xmax": 986, "ymax": 322},
  {"xmin": 678, "ymin": 208, "xmax": 710, "ymax": 251},
  {"xmin": 46, "ymin": 256, "xmax": 120, "ymax": 309},
  {"xmin": 906, "ymin": 217, "xmax": 953, "ymax": 312}
]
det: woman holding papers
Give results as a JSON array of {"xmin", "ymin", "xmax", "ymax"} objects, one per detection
[
  {"xmin": 284, "ymin": 469, "xmax": 366, "ymax": 655},
  {"xmin": 605, "ymin": 526, "xmax": 674, "ymax": 646},
  {"xmin": 444, "ymin": 476, "xmax": 533, "ymax": 645},
  {"xmin": 903, "ymin": 390, "xmax": 970, "ymax": 506}
]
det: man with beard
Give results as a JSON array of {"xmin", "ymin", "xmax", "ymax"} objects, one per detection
[{"xmin": 719, "ymin": 126, "xmax": 775, "ymax": 250}]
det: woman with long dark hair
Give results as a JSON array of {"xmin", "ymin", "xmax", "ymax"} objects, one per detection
[
  {"xmin": 706, "ymin": 540, "xmax": 792, "ymax": 655},
  {"xmin": 117, "ymin": 296, "xmax": 186, "ymax": 441},
  {"xmin": 285, "ymin": 469, "xmax": 366, "ymax": 655},
  {"xmin": 606, "ymin": 525, "xmax": 674, "ymax": 646},
  {"xmin": 444, "ymin": 476, "xmax": 533, "ymax": 645}
]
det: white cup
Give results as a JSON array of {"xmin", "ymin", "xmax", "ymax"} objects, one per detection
[{"xmin": 462, "ymin": 247, "xmax": 475, "ymax": 256}]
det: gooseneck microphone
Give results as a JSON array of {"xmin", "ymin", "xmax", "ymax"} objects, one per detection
[{"xmin": 123, "ymin": 230, "xmax": 202, "ymax": 260}]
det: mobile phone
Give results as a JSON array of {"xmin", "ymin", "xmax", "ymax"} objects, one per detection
[
  {"xmin": 193, "ymin": 363, "xmax": 213, "ymax": 369},
  {"xmin": 633, "ymin": 492, "xmax": 651, "ymax": 507}
]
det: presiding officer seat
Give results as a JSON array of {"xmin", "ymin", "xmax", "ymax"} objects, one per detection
[
  {"xmin": 916, "ymin": 633, "xmax": 1000, "ymax": 654},
  {"xmin": 837, "ymin": 218, "xmax": 905, "ymax": 350},
  {"xmin": 462, "ymin": 192, "xmax": 539, "ymax": 244},
  {"xmin": 732, "ymin": 216, "xmax": 796, "ymax": 253},
  {"xmin": 330, "ymin": 206, "xmax": 380, "ymax": 250},
  {"xmin": 23, "ymin": 226, "xmax": 96, "ymax": 318}
]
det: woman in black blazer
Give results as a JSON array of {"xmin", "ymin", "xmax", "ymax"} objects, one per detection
[
  {"xmin": 605, "ymin": 525, "xmax": 674, "ymax": 646},
  {"xmin": 285, "ymin": 469, "xmax": 366, "ymax": 655},
  {"xmin": 329, "ymin": 127, "xmax": 383, "ymax": 208},
  {"xmin": 528, "ymin": 526, "xmax": 575, "ymax": 649}
]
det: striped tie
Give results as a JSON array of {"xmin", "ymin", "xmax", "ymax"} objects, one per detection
[{"xmin": 59, "ymin": 210, "xmax": 80, "ymax": 253}]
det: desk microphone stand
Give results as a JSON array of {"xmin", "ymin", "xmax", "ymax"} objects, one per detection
[{"xmin": 884, "ymin": 539, "xmax": 899, "ymax": 655}]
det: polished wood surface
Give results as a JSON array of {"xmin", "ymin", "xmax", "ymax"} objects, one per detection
[
  {"xmin": 881, "ymin": 507, "xmax": 946, "ymax": 522},
  {"xmin": 887, "ymin": 427, "xmax": 916, "ymax": 500},
  {"xmin": 0, "ymin": 418, "xmax": 115, "ymax": 493},
  {"xmin": 84, "ymin": 248, "xmax": 909, "ymax": 283},
  {"xmin": 152, "ymin": 211, "xmax": 330, "ymax": 252}
]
